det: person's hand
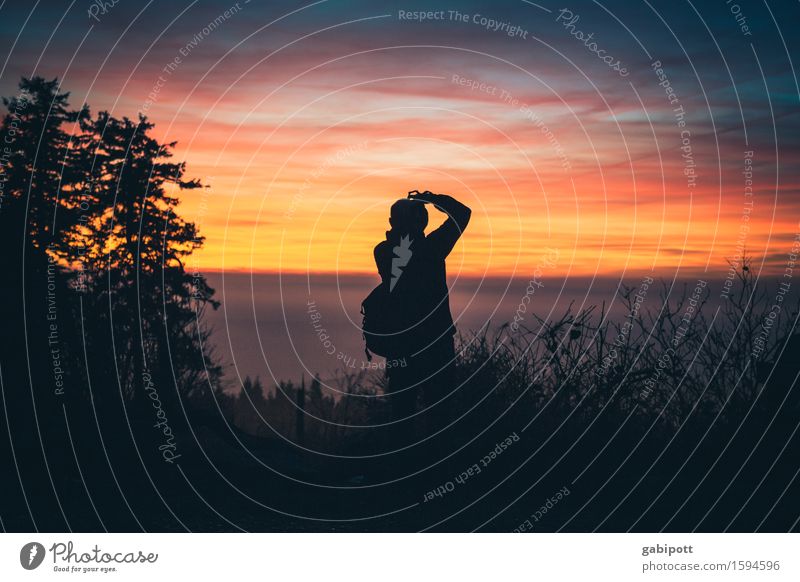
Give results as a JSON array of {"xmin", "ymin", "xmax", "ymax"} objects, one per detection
[{"xmin": 407, "ymin": 190, "xmax": 438, "ymax": 203}]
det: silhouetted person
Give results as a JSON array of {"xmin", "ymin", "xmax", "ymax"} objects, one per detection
[{"xmin": 374, "ymin": 190, "xmax": 471, "ymax": 448}]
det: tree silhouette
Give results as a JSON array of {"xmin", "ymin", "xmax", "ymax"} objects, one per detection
[
  {"xmin": 0, "ymin": 77, "xmax": 225, "ymax": 531},
  {"xmin": 0, "ymin": 77, "xmax": 87, "ymax": 253},
  {"xmin": 47, "ymin": 109, "xmax": 221, "ymax": 403}
]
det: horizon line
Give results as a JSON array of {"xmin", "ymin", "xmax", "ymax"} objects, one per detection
[{"xmin": 199, "ymin": 267, "xmax": 747, "ymax": 279}]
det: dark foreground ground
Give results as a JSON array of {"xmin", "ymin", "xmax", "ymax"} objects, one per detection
[{"xmin": 2, "ymin": 391, "xmax": 798, "ymax": 533}]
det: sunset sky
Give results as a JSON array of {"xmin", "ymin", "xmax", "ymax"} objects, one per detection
[{"xmin": 2, "ymin": 0, "xmax": 798, "ymax": 279}]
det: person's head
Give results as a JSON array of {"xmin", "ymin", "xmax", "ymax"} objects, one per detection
[{"xmin": 389, "ymin": 198, "xmax": 428, "ymax": 235}]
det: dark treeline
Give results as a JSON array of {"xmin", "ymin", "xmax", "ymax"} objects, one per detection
[
  {"xmin": 1, "ymin": 77, "xmax": 798, "ymax": 532},
  {"xmin": 0, "ymin": 77, "xmax": 231, "ymax": 531}
]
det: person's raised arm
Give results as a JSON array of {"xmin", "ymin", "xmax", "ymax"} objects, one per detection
[{"xmin": 408, "ymin": 190, "xmax": 471, "ymax": 258}]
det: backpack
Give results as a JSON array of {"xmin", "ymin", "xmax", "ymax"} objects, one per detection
[
  {"xmin": 361, "ymin": 282, "xmax": 402, "ymax": 360},
  {"xmin": 362, "ymin": 235, "xmax": 424, "ymax": 360}
]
